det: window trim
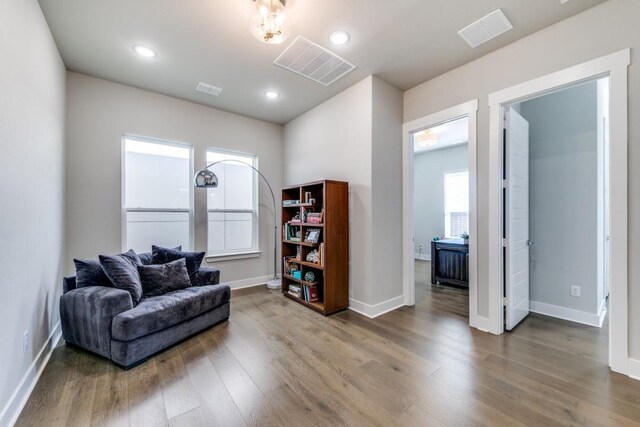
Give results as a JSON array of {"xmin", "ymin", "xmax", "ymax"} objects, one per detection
[
  {"xmin": 205, "ymin": 147, "xmax": 259, "ymax": 257},
  {"xmin": 121, "ymin": 134, "xmax": 194, "ymax": 252},
  {"xmin": 443, "ymin": 169, "xmax": 469, "ymax": 239}
]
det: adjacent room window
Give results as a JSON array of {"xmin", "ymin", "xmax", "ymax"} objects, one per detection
[
  {"xmin": 444, "ymin": 170, "xmax": 469, "ymax": 238},
  {"xmin": 206, "ymin": 149, "xmax": 258, "ymax": 256},
  {"xmin": 123, "ymin": 136, "xmax": 192, "ymax": 253}
]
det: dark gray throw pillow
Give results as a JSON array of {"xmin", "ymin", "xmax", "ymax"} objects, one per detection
[
  {"xmin": 137, "ymin": 257, "xmax": 191, "ymax": 297},
  {"xmin": 74, "ymin": 258, "xmax": 113, "ymax": 288},
  {"xmin": 138, "ymin": 246, "xmax": 181, "ymax": 265},
  {"xmin": 151, "ymin": 245, "xmax": 205, "ymax": 285},
  {"xmin": 99, "ymin": 249, "xmax": 144, "ymax": 304}
]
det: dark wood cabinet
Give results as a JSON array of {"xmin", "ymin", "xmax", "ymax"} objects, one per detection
[{"xmin": 431, "ymin": 239, "xmax": 469, "ymax": 288}]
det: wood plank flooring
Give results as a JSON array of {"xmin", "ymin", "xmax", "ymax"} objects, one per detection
[{"xmin": 16, "ymin": 261, "xmax": 640, "ymax": 426}]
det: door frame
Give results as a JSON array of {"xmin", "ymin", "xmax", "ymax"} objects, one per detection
[
  {"xmin": 487, "ymin": 49, "xmax": 630, "ymax": 375},
  {"xmin": 402, "ymin": 99, "xmax": 480, "ymax": 328}
]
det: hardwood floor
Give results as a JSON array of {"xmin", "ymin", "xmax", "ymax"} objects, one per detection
[{"xmin": 16, "ymin": 262, "xmax": 640, "ymax": 426}]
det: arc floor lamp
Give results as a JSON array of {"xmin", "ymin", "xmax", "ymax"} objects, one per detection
[{"xmin": 194, "ymin": 160, "xmax": 281, "ymax": 290}]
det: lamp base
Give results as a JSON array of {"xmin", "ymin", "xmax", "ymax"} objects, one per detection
[{"xmin": 266, "ymin": 279, "xmax": 281, "ymax": 290}]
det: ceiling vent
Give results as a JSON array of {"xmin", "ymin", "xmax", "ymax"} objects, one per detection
[
  {"xmin": 458, "ymin": 9, "xmax": 513, "ymax": 48},
  {"xmin": 195, "ymin": 82, "xmax": 223, "ymax": 96},
  {"xmin": 274, "ymin": 36, "xmax": 356, "ymax": 86}
]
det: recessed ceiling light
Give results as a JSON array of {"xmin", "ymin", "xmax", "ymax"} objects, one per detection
[
  {"xmin": 132, "ymin": 45, "xmax": 157, "ymax": 58},
  {"xmin": 329, "ymin": 30, "xmax": 350, "ymax": 45},
  {"xmin": 265, "ymin": 91, "xmax": 279, "ymax": 99}
]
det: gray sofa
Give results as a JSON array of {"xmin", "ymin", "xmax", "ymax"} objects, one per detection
[{"xmin": 60, "ymin": 256, "xmax": 229, "ymax": 368}]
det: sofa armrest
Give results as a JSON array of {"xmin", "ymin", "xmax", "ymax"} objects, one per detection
[
  {"xmin": 60, "ymin": 287, "xmax": 133, "ymax": 359},
  {"xmin": 197, "ymin": 267, "xmax": 220, "ymax": 286},
  {"xmin": 63, "ymin": 276, "xmax": 77, "ymax": 294}
]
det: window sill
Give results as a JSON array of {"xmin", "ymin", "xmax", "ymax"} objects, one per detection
[{"xmin": 205, "ymin": 251, "xmax": 261, "ymax": 262}]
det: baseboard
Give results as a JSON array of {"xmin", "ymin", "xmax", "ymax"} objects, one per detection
[
  {"xmin": 224, "ymin": 274, "xmax": 281, "ymax": 291},
  {"xmin": 530, "ymin": 301, "xmax": 602, "ymax": 327},
  {"xmin": 414, "ymin": 253, "xmax": 431, "ymax": 261},
  {"xmin": 348, "ymin": 295, "xmax": 404, "ymax": 318},
  {"xmin": 629, "ymin": 358, "xmax": 640, "ymax": 381},
  {"xmin": 0, "ymin": 322, "xmax": 62, "ymax": 427}
]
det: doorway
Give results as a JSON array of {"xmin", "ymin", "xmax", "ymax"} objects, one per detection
[
  {"xmin": 413, "ymin": 117, "xmax": 470, "ymax": 319},
  {"xmin": 503, "ymin": 78, "xmax": 609, "ymax": 331},
  {"xmin": 487, "ymin": 49, "xmax": 630, "ymax": 375},
  {"xmin": 402, "ymin": 99, "xmax": 480, "ymax": 328}
]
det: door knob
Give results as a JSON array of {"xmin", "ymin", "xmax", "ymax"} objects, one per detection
[{"xmin": 527, "ymin": 240, "xmax": 534, "ymax": 246}]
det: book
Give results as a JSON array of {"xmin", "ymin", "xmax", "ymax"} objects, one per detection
[{"xmin": 307, "ymin": 285, "xmax": 319, "ymax": 302}]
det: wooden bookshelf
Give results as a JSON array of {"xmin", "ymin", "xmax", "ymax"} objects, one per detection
[{"xmin": 281, "ymin": 180, "xmax": 349, "ymax": 315}]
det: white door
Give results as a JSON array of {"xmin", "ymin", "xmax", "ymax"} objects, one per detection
[{"xmin": 505, "ymin": 107, "xmax": 530, "ymax": 331}]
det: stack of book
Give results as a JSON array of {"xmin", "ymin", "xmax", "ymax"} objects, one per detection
[
  {"xmin": 288, "ymin": 284, "xmax": 302, "ymax": 299},
  {"xmin": 306, "ymin": 209, "xmax": 323, "ymax": 224},
  {"xmin": 283, "ymin": 200, "xmax": 299, "ymax": 206}
]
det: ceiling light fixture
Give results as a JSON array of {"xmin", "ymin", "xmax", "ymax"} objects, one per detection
[
  {"xmin": 132, "ymin": 45, "xmax": 157, "ymax": 58},
  {"xmin": 265, "ymin": 90, "xmax": 279, "ymax": 99},
  {"xmin": 250, "ymin": 0, "xmax": 288, "ymax": 44},
  {"xmin": 329, "ymin": 30, "xmax": 350, "ymax": 45},
  {"xmin": 415, "ymin": 130, "xmax": 438, "ymax": 147}
]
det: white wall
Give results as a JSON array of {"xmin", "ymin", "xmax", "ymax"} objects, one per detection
[
  {"xmin": 284, "ymin": 77, "xmax": 373, "ymax": 303},
  {"xmin": 371, "ymin": 77, "xmax": 404, "ymax": 305},
  {"xmin": 413, "ymin": 144, "xmax": 468, "ymax": 259},
  {"xmin": 65, "ymin": 72, "xmax": 283, "ymax": 283},
  {"xmin": 519, "ymin": 81, "xmax": 599, "ymax": 317},
  {"xmin": 284, "ymin": 75, "xmax": 404, "ymax": 309},
  {"xmin": 403, "ymin": 0, "xmax": 640, "ymax": 357},
  {"xmin": 0, "ymin": 0, "xmax": 66, "ymax": 423}
]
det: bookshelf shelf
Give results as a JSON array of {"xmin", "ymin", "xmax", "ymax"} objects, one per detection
[
  {"xmin": 280, "ymin": 180, "xmax": 349, "ymax": 316},
  {"xmin": 282, "ymin": 274, "xmax": 321, "ymax": 286},
  {"xmin": 283, "ymin": 240, "xmax": 319, "ymax": 247}
]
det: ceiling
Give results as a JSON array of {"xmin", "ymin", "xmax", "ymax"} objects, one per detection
[
  {"xmin": 413, "ymin": 116, "xmax": 468, "ymax": 154},
  {"xmin": 38, "ymin": 0, "xmax": 607, "ymax": 125}
]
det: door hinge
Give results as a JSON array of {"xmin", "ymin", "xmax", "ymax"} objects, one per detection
[
  {"xmin": 502, "ymin": 239, "xmax": 507, "ymax": 247},
  {"xmin": 502, "ymin": 179, "xmax": 507, "ymax": 188},
  {"xmin": 503, "ymin": 297, "xmax": 507, "ymax": 305}
]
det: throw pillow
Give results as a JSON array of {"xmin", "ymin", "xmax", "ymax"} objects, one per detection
[
  {"xmin": 151, "ymin": 245, "xmax": 205, "ymax": 285},
  {"xmin": 74, "ymin": 258, "xmax": 113, "ymax": 288},
  {"xmin": 99, "ymin": 249, "xmax": 144, "ymax": 304},
  {"xmin": 137, "ymin": 257, "xmax": 191, "ymax": 297},
  {"xmin": 138, "ymin": 245, "xmax": 181, "ymax": 265}
]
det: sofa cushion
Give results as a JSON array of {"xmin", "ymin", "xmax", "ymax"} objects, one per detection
[
  {"xmin": 151, "ymin": 245, "xmax": 205, "ymax": 285},
  {"xmin": 111, "ymin": 284, "xmax": 230, "ymax": 341},
  {"xmin": 99, "ymin": 250, "xmax": 144, "ymax": 305},
  {"xmin": 138, "ymin": 257, "xmax": 191, "ymax": 297},
  {"xmin": 74, "ymin": 258, "xmax": 113, "ymax": 288}
]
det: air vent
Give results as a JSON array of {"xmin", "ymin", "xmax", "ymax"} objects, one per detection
[
  {"xmin": 458, "ymin": 9, "xmax": 513, "ymax": 48},
  {"xmin": 274, "ymin": 36, "xmax": 356, "ymax": 86},
  {"xmin": 195, "ymin": 82, "xmax": 223, "ymax": 96}
]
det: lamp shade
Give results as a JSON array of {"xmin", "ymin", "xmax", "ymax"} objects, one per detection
[{"xmin": 194, "ymin": 169, "xmax": 218, "ymax": 188}]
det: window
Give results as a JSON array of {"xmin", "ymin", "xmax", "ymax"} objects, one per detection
[
  {"xmin": 444, "ymin": 170, "xmax": 469, "ymax": 238},
  {"xmin": 123, "ymin": 136, "xmax": 192, "ymax": 253},
  {"xmin": 206, "ymin": 149, "xmax": 258, "ymax": 256}
]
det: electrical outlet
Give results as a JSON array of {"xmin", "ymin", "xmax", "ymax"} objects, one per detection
[
  {"xmin": 23, "ymin": 330, "xmax": 29, "ymax": 353},
  {"xmin": 570, "ymin": 285, "xmax": 581, "ymax": 297}
]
